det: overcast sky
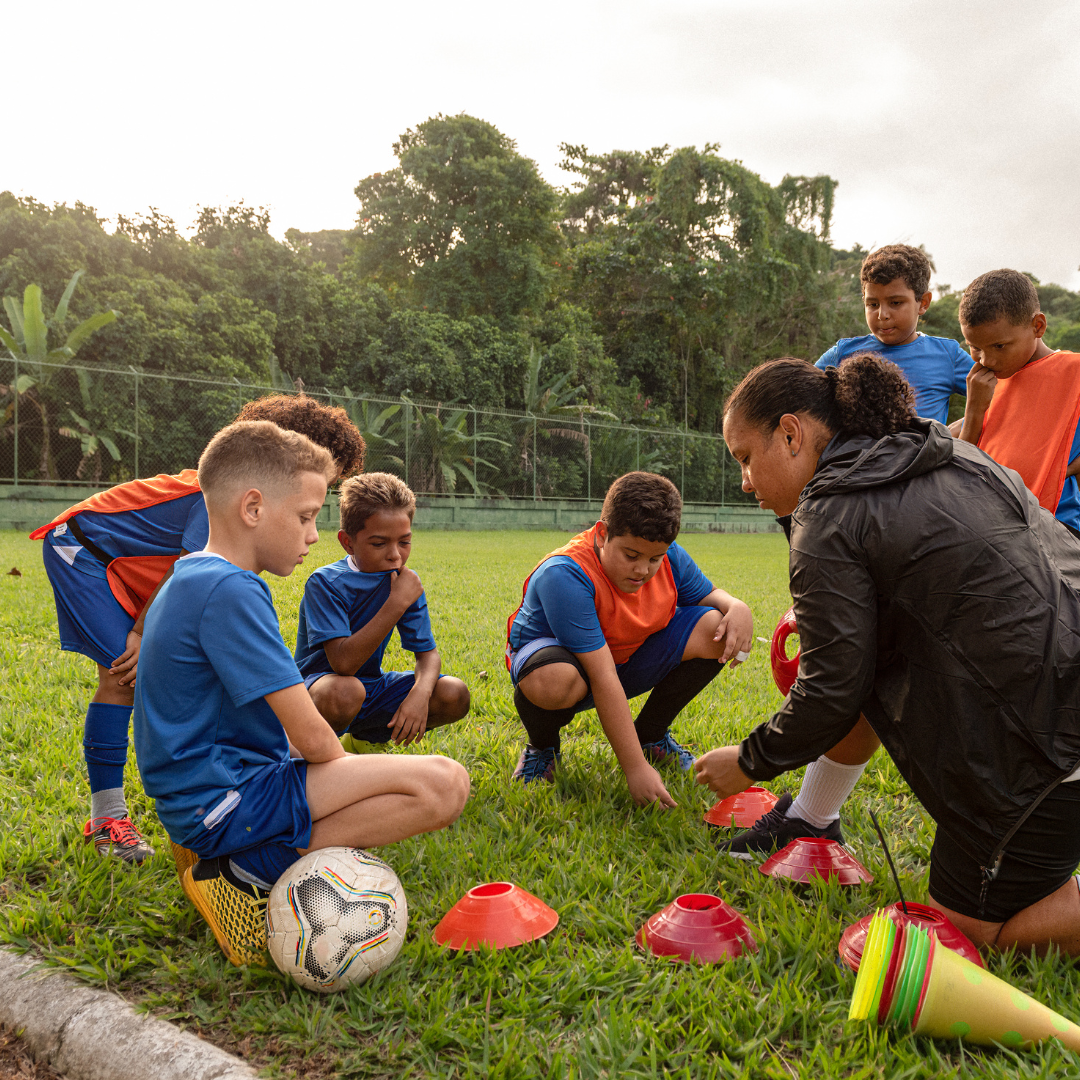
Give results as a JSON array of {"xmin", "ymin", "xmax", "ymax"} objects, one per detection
[{"xmin": 8, "ymin": 0, "xmax": 1079, "ymax": 293}]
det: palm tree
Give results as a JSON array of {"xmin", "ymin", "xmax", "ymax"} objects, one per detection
[{"xmin": 0, "ymin": 271, "xmax": 117, "ymax": 480}]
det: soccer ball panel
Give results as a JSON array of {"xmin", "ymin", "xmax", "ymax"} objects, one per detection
[{"xmin": 267, "ymin": 847, "xmax": 408, "ymax": 992}]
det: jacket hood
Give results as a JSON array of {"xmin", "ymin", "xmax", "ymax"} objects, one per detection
[{"xmin": 801, "ymin": 417, "xmax": 954, "ymax": 502}]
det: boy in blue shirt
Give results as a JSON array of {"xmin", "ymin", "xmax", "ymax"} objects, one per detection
[
  {"xmin": 817, "ymin": 244, "xmax": 971, "ymax": 424},
  {"xmin": 295, "ymin": 473, "xmax": 470, "ymax": 749},
  {"xmin": 133, "ymin": 422, "xmax": 469, "ymax": 966}
]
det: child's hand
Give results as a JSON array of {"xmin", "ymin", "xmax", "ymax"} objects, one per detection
[
  {"xmin": 388, "ymin": 688, "xmax": 431, "ymax": 745},
  {"xmin": 625, "ymin": 762, "xmax": 677, "ymax": 808},
  {"xmin": 966, "ymin": 362, "xmax": 998, "ymax": 415},
  {"xmin": 389, "ymin": 568, "xmax": 424, "ymax": 610},
  {"xmin": 109, "ymin": 630, "xmax": 142, "ymax": 686},
  {"xmin": 713, "ymin": 600, "xmax": 754, "ymax": 666}
]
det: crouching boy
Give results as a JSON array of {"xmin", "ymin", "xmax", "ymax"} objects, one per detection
[
  {"xmin": 133, "ymin": 423, "xmax": 469, "ymax": 966},
  {"xmin": 295, "ymin": 473, "xmax": 470, "ymax": 749},
  {"xmin": 506, "ymin": 472, "xmax": 753, "ymax": 808}
]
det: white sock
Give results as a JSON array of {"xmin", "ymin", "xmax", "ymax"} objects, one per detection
[{"xmin": 787, "ymin": 756, "xmax": 867, "ymax": 829}]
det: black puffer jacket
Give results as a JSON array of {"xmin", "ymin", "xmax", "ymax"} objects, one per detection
[{"xmin": 739, "ymin": 418, "xmax": 1080, "ymax": 868}]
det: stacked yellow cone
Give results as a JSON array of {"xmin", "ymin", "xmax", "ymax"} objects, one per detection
[{"xmin": 849, "ymin": 911, "xmax": 1080, "ymax": 1049}]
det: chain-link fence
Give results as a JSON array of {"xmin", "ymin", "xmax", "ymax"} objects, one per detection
[{"xmin": 0, "ymin": 359, "xmax": 754, "ymax": 505}]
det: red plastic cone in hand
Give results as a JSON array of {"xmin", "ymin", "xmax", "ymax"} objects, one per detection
[
  {"xmin": 760, "ymin": 838, "xmax": 873, "ymax": 885},
  {"xmin": 704, "ymin": 787, "xmax": 779, "ymax": 829},
  {"xmin": 432, "ymin": 882, "xmax": 558, "ymax": 951},
  {"xmin": 636, "ymin": 893, "xmax": 758, "ymax": 964},
  {"xmin": 838, "ymin": 901, "xmax": 983, "ymax": 972},
  {"xmin": 770, "ymin": 607, "xmax": 799, "ymax": 696}
]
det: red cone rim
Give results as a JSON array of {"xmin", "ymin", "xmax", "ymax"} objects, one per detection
[
  {"xmin": 703, "ymin": 787, "xmax": 779, "ymax": 828},
  {"xmin": 433, "ymin": 881, "xmax": 558, "ymax": 951},
  {"xmin": 635, "ymin": 892, "xmax": 758, "ymax": 964},
  {"xmin": 770, "ymin": 607, "xmax": 799, "ymax": 696},
  {"xmin": 759, "ymin": 837, "xmax": 873, "ymax": 885},
  {"xmin": 837, "ymin": 901, "xmax": 984, "ymax": 972}
]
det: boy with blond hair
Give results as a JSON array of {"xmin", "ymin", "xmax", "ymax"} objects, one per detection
[
  {"xmin": 133, "ymin": 424, "xmax": 469, "ymax": 966},
  {"xmin": 295, "ymin": 472, "xmax": 470, "ymax": 748}
]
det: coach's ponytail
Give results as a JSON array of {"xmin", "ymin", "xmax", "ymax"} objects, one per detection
[{"xmin": 724, "ymin": 354, "xmax": 918, "ymax": 440}]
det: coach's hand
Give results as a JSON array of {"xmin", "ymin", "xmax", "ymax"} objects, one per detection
[
  {"xmin": 693, "ymin": 745, "xmax": 751, "ymax": 799},
  {"xmin": 626, "ymin": 762, "xmax": 677, "ymax": 809},
  {"xmin": 109, "ymin": 630, "xmax": 142, "ymax": 686}
]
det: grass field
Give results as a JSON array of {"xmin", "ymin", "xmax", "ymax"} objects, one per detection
[{"xmin": 2, "ymin": 528, "xmax": 1079, "ymax": 1079}]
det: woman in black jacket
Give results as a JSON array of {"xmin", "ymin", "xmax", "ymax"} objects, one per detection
[{"xmin": 696, "ymin": 354, "xmax": 1080, "ymax": 957}]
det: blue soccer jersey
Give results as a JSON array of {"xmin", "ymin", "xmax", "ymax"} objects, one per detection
[
  {"xmin": 64, "ymin": 494, "xmax": 209, "ymax": 560},
  {"xmin": 816, "ymin": 333, "xmax": 972, "ymax": 424},
  {"xmin": 133, "ymin": 552, "xmax": 303, "ymax": 847},
  {"xmin": 508, "ymin": 541, "xmax": 714, "ymax": 655},
  {"xmin": 294, "ymin": 557, "xmax": 436, "ymax": 681}
]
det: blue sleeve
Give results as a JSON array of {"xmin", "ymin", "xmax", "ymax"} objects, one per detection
[
  {"xmin": 200, "ymin": 574, "xmax": 302, "ymax": 707},
  {"xmin": 950, "ymin": 339, "xmax": 973, "ymax": 395},
  {"xmin": 1069, "ymin": 417, "xmax": 1080, "ymax": 465},
  {"xmin": 397, "ymin": 590, "xmax": 437, "ymax": 654},
  {"xmin": 816, "ymin": 345, "xmax": 840, "ymax": 370},
  {"xmin": 298, "ymin": 572, "xmax": 353, "ymax": 649},
  {"xmin": 180, "ymin": 497, "xmax": 209, "ymax": 553},
  {"xmin": 532, "ymin": 562, "xmax": 606, "ymax": 654},
  {"xmin": 667, "ymin": 543, "xmax": 714, "ymax": 605}
]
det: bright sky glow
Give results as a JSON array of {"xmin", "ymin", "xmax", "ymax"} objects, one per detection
[{"xmin": 8, "ymin": 0, "xmax": 1080, "ymax": 291}]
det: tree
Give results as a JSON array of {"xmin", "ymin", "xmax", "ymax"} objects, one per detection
[
  {"xmin": 351, "ymin": 114, "xmax": 563, "ymax": 321},
  {"xmin": 0, "ymin": 271, "xmax": 117, "ymax": 479}
]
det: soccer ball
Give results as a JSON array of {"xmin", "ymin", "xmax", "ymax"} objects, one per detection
[{"xmin": 266, "ymin": 847, "xmax": 408, "ymax": 992}]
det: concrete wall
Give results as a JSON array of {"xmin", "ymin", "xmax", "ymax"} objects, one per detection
[{"xmin": 0, "ymin": 485, "xmax": 779, "ymax": 535}]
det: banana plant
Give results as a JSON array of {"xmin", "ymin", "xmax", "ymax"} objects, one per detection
[
  {"xmin": 330, "ymin": 390, "xmax": 405, "ymax": 474},
  {"xmin": 57, "ymin": 368, "xmax": 134, "ymax": 483},
  {"xmin": 0, "ymin": 271, "xmax": 117, "ymax": 479}
]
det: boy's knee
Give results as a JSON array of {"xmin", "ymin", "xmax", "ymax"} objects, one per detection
[
  {"xmin": 686, "ymin": 609, "xmax": 725, "ymax": 660},
  {"xmin": 422, "ymin": 756, "xmax": 470, "ymax": 825},
  {"xmin": 439, "ymin": 677, "xmax": 471, "ymax": 720},
  {"xmin": 311, "ymin": 676, "xmax": 365, "ymax": 730}
]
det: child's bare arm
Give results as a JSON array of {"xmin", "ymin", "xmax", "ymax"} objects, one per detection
[
  {"xmin": 697, "ymin": 587, "xmax": 754, "ymax": 665},
  {"xmin": 388, "ymin": 649, "xmax": 441, "ymax": 745},
  {"xmin": 266, "ymin": 683, "xmax": 347, "ymax": 763},
  {"xmin": 956, "ymin": 363, "xmax": 996, "ymax": 444},
  {"xmin": 576, "ymin": 646, "xmax": 676, "ymax": 808},
  {"xmin": 323, "ymin": 569, "xmax": 424, "ymax": 674}
]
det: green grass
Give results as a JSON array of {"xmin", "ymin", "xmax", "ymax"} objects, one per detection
[{"xmin": 2, "ymin": 528, "xmax": 1079, "ymax": 1079}]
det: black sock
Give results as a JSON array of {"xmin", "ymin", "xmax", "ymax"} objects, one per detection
[
  {"xmin": 514, "ymin": 686, "xmax": 576, "ymax": 754},
  {"xmin": 193, "ymin": 856, "xmax": 271, "ymax": 898},
  {"xmin": 634, "ymin": 658, "xmax": 724, "ymax": 744}
]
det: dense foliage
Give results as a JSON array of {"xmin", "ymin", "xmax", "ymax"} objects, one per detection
[{"xmin": 2, "ymin": 112, "xmax": 1078, "ymax": 486}]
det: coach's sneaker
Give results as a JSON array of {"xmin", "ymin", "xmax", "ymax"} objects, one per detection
[
  {"xmin": 182, "ymin": 857, "xmax": 269, "ymax": 967},
  {"xmin": 511, "ymin": 744, "xmax": 561, "ymax": 784},
  {"xmin": 83, "ymin": 816, "xmax": 155, "ymax": 865},
  {"xmin": 640, "ymin": 731, "xmax": 695, "ymax": 772},
  {"xmin": 170, "ymin": 841, "xmax": 199, "ymax": 880},
  {"xmin": 717, "ymin": 792, "xmax": 844, "ymax": 860}
]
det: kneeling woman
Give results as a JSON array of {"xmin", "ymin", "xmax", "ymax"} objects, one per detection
[{"xmin": 696, "ymin": 354, "xmax": 1080, "ymax": 956}]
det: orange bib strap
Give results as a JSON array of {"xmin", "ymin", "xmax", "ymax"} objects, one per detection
[
  {"xmin": 978, "ymin": 352, "xmax": 1080, "ymax": 513},
  {"xmin": 506, "ymin": 525, "xmax": 678, "ymax": 667},
  {"xmin": 30, "ymin": 471, "xmax": 201, "ymax": 540}
]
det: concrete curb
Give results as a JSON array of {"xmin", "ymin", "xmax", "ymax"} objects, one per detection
[{"xmin": 0, "ymin": 948, "xmax": 258, "ymax": 1080}]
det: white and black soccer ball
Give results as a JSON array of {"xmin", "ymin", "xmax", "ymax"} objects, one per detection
[{"xmin": 266, "ymin": 847, "xmax": 408, "ymax": 992}]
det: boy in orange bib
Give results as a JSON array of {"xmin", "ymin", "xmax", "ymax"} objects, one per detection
[
  {"xmin": 954, "ymin": 269, "xmax": 1080, "ymax": 534},
  {"xmin": 505, "ymin": 472, "xmax": 753, "ymax": 807}
]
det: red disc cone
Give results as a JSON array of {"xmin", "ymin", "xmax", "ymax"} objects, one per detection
[
  {"xmin": 759, "ymin": 838, "xmax": 873, "ymax": 885},
  {"xmin": 838, "ymin": 902, "xmax": 984, "ymax": 972},
  {"xmin": 770, "ymin": 607, "xmax": 800, "ymax": 696},
  {"xmin": 432, "ymin": 882, "xmax": 558, "ymax": 951},
  {"xmin": 636, "ymin": 893, "xmax": 758, "ymax": 964},
  {"xmin": 703, "ymin": 787, "xmax": 779, "ymax": 829}
]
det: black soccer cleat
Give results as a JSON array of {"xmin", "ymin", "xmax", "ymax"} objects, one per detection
[{"xmin": 716, "ymin": 791, "xmax": 844, "ymax": 860}]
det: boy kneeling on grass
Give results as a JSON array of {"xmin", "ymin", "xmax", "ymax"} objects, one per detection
[
  {"xmin": 294, "ymin": 473, "xmax": 470, "ymax": 751},
  {"xmin": 506, "ymin": 472, "xmax": 753, "ymax": 807},
  {"xmin": 133, "ymin": 422, "xmax": 470, "ymax": 966}
]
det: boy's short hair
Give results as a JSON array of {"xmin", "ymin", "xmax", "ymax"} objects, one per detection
[
  {"xmin": 339, "ymin": 473, "xmax": 416, "ymax": 536},
  {"xmin": 234, "ymin": 394, "xmax": 366, "ymax": 479},
  {"xmin": 959, "ymin": 269, "xmax": 1041, "ymax": 328},
  {"xmin": 861, "ymin": 245, "xmax": 932, "ymax": 297},
  {"xmin": 601, "ymin": 472, "xmax": 682, "ymax": 544},
  {"xmin": 198, "ymin": 421, "xmax": 336, "ymax": 510}
]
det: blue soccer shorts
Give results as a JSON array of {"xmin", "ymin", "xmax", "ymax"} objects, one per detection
[
  {"xmin": 303, "ymin": 670, "xmax": 445, "ymax": 743},
  {"xmin": 42, "ymin": 530, "xmax": 133, "ymax": 669},
  {"xmin": 509, "ymin": 605, "xmax": 712, "ymax": 712}
]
